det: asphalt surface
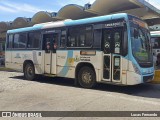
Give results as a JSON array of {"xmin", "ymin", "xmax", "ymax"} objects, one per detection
[{"xmin": 0, "ymin": 71, "xmax": 160, "ymax": 120}]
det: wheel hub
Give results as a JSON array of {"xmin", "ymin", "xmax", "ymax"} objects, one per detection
[
  {"xmin": 27, "ymin": 66, "xmax": 33, "ymax": 76},
  {"xmin": 82, "ymin": 72, "xmax": 92, "ymax": 83}
]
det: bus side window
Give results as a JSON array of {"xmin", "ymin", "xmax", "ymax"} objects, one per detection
[
  {"xmin": 93, "ymin": 29, "xmax": 102, "ymax": 49},
  {"xmin": 67, "ymin": 28, "xmax": 77, "ymax": 47},
  {"xmin": 19, "ymin": 33, "xmax": 27, "ymax": 48},
  {"xmin": 11, "ymin": 33, "xmax": 27, "ymax": 49},
  {"xmin": 45, "ymin": 39, "xmax": 51, "ymax": 53},
  {"xmin": 52, "ymin": 34, "xmax": 58, "ymax": 53},
  {"xmin": 43, "ymin": 34, "xmax": 51, "ymax": 53},
  {"xmin": 113, "ymin": 31, "xmax": 122, "ymax": 54},
  {"xmin": 28, "ymin": 32, "xmax": 40, "ymax": 49},
  {"xmin": 68, "ymin": 37, "xmax": 76, "ymax": 47},
  {"xmin": 103, "ymin": 30, "xmax": 111, "ymax": 54},
  {"xmin": 67, "ymin": 26, "xmax": 93, "ymax": 48},
  {"xmin": 85, "ymin": 26, "xmax": 93, "ymax": 47},
  {"xmin": 7, "ymin": 34, "xmax": 13, "ymax": 49},
  {"xmin": 79, "ymin": 35, "xmax": 85, "ymax": 47},
  {"xmin": 13, "ymin": 34, "xmax": 20, "ymax": 48},
  {"xmin": 60, "ymin": 30, "xmax": 66, "ymax": 48}
]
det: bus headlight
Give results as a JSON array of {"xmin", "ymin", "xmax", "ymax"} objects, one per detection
[{"xmin": 132, "ymin": 64, "xmax": 141, "ymax": 75}]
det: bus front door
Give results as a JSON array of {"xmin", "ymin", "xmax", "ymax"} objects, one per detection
[
  {"xmin": 44, "ymin": 33, "xmax": 58, "ymax": 75},
  {"xmin": 103, "ymin": 27, "xmax": 123, "ymax": 83}
]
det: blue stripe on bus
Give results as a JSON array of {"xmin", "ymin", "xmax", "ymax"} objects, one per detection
[
  {"xmin": 7, "ymin": 24, "xmax": 43, "ymax": 34},
  {"xmin": 58, "ymin": 50, "xmax": 73, "ymax": 77},
  {"xmin": 64, "ymin": 13, "xmax": 128, "ymax": 26}
]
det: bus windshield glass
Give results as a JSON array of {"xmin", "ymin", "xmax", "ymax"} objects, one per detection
[{"xmin": 129, "ymin": 17, "xmax": 153, "ymax": 65}]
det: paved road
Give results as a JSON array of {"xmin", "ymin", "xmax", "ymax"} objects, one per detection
[{"xmin": 0, "ymin": 71, "xmax": 160, "ymax": 120}]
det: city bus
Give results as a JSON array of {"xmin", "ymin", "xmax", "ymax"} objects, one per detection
[
  {"xmin": 150, "ymin": 31, "xmax": 160, "ymax": 65},
  {"xmin": 5, "ymin": 13, "xmax": 154, "ymax": 88}
]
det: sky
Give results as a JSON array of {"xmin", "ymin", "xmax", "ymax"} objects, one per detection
[
  {"xmin": 0, "ymin": 0, "xmax": 95, "ymax": 22},
  {"xmin": 0, "ymin": 0, "xmax": 160, "ymax": 22}
]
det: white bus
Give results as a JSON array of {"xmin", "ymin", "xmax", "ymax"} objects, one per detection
[
  {"xmin": 150, "ymin": 31, "xmax": 160, "ymax": 65},
  {"xmin": 5, "ymin": 13, "xmax": 154, "ymax": 88}
]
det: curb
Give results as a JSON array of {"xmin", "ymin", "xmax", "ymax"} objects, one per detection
[
  {"xmin": 0, "ymin": 67, "xmax": 15, "ymax": 72},
  {"xmin": 150, "ymin": 81, "xmax": 160, "ymax": 84},
  {"xmin": 150, "ymin": 70, "xmax": 160, "ymax": 84}
]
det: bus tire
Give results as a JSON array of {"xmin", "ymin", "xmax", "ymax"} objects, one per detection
[
  {"xmin": 24, "ymin": 62, "xmax": 35, "ymax": 80},
  {"xmin": 78, "ymin": 66, "xmax": 96, "ymax": 89}
]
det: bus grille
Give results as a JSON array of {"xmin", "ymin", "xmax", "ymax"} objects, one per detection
[{"xmin": 143, "ymin": 75, "xmax": 154, "ymax": 83}]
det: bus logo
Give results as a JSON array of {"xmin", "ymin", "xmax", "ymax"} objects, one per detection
[
  {"xmin": 105, "ymin": 43, "xmax": 110, "ymax": 48},
  {"xmin": 74, "ymin": 56, "xmax": 80, "ymax": 62},
  {"xmin": 2, "ymin": 112, "xmax": 11, "ymax": 117},
  {"xmin": 115, "ymin": 42, "xmax": 120, "ymax": 47}
]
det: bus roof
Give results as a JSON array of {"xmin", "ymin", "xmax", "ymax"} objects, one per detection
[
  {"xmin": 150, "ymin": 31, "xmax": 160, "ymax": 37},
  {"xmin": 7, "ymin": 13, "xmax": 129, "ymax": 34}
]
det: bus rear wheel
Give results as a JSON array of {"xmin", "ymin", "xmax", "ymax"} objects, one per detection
[
  {"xmin": 78, "ymin": 66, "xmax": 96, "ymax": 89},
  {"xmin": 24, "ymin": 63, "xmax": 35, "ymax": 80}
]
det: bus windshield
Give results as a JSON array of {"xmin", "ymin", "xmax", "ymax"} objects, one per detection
[{"xmin": 129, "ymin": 17, "xmax": 153, "ymax": 66}]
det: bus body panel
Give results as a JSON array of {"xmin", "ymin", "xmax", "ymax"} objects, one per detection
[
  {"xmin": 5, "ymin": 51, "xmax": 12, "ymax": 68},
  {"xmin": 6, "ymin": 50, "xmax": 44, "ymax": 74},
  {"xmin": 56, "ymin": 50, "xmax": 103, "ymax": 82},
  {"xmin": 121, "ymin": 57, "xmax": 128, "ymax": 85},
  {"xmin": 56, "ymin": 50, "xmax": 130, "ymax": 84},
  {"xmin": 127, "ymin": 60, "xmax": 154, "ymax": 85},
  {"xmin": 127, "ymin": 71, "xmax": 142, "ymax": 85}
]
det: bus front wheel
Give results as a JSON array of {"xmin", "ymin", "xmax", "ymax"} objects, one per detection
[
  {"xmin": 78, "ymin": 66, "xmax": 96, "ymax": 89},
  {"xmin": 24, "ymin": 63, "xmax": 35, "ymax": 80}
]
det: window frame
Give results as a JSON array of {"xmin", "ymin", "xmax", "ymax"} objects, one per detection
[
  {"xmin": 18, "ymin": 33, "xmax": 28, "ymax": 49},
  {"xmin": 93, "ymin": 27, "xmax": 102, "ymax": 49},
  {"xmin": 6, "ymin": 34, "xmax": 13, "ymax": 50},
  {"xmin": 9, "ymin": 32, "xmax": 28, "ymax": 50},
  {"xmin": 27, "ymin": 31, "xmax": 41, "ymax": 50},
  {"xmin": 12, "ymin": 33, "xmax": 28, "ymax": 49},
  {"xmin": 67, "ymin": 24, "xmax": 94, "ymax": 49},
  {"xmin": 100, "ymin": 20, "xmax": 128, "ymax": 56},
  {"xmin": 59, "ymin": 29, "xmax": 67, "ymax": 49},
  {"xmin": 13, "ymin": 34, "xmax": 19, "ymax": 49}
]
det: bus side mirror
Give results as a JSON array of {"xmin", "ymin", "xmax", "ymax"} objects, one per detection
[{"xmin": 134, "ymin": 29, "xmax": 138, "ymax": 39}]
